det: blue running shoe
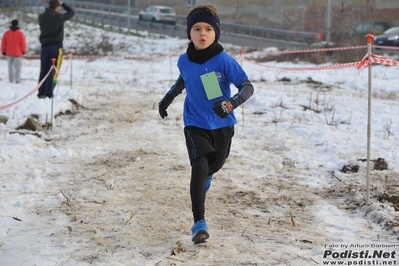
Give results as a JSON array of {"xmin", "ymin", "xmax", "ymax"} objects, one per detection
[
  {"xmin": 191, "ymin": 219, "xmax": 209, "ymax": 244},
  {"xmin": 205, "ymin": 175, "xmax": 214, "ymax": 193}
]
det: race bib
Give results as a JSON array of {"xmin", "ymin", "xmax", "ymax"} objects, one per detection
[{"xmin": 200, "ymin": 71, "xmax": 223, "ymax": 100}]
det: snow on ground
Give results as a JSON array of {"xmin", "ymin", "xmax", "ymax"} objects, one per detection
[{"xmin": 1, "ymin": 9, "xmax": 399, "ymax": 266}]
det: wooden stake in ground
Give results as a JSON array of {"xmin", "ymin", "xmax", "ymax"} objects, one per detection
[{"xmin": 290, "ymin": 212, "xmax": 296, "ymax": 227}]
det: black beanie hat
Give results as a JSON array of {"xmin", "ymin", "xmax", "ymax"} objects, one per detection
[
  {"xmin": 186, "ymin": 8, "xmax": 220, "ymax": 41},
  {"xmin": 11, "ymin": 20, "xmax": 18, "ymax": 27}
]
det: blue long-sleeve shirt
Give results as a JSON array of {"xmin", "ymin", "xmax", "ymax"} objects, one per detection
[{"xmin": 166, "ymin": 51, "xmax": 253, "ymax": 130}]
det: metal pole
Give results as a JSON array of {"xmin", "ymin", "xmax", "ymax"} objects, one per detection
[
  {"xmin": 235, "ymin": 0, "xmax": 239, "ymax": 23},
  {"xmin": 127, "ymin": 0, "xmax": 131, "ymax": 31},
  {"xmin": 365, "ymin": 34, "xmax": 374, "ymax": 203},
  {"xmin": 326, "ymin": 0, "xmax": 331, "ymax": 46},
  {"xmin": 50, "ymin": 58, "xmax": 56, "ymax": 132},
  {"xmin": 70, "ymin": 53, "xmax": 73, "ymax": 90}
]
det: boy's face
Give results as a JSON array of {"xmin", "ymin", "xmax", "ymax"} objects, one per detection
[{"xmin": 190, "ymin": 22, "xmax": 216, "ymax": 50}]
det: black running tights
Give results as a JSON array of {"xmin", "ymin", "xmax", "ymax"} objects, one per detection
[{"xmin": 190, "ymin": 155, "xmax": 208, "ymax": 222}]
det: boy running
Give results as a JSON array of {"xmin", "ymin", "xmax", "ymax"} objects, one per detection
[{"xmin": 158, "ymin": 4, "xmax": 254, "ymax": 244}]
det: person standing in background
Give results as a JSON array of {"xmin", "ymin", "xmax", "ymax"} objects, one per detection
[
  {"xmin": 38, "ymin": 0, "xmax": 74, "ymax": 99},
  {"xmin": 1, "ymin": 19, "xmax": 27, "ymax": 84}
]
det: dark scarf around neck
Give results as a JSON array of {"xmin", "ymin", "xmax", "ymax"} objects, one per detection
[{"xmin": 187, "ymin": 41, "xmax": 224, "ymax": 64}]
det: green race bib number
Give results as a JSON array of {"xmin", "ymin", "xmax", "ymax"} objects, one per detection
[{"xmin": 200, "ymin": 71, "xmax": 223, "ymax": 100}]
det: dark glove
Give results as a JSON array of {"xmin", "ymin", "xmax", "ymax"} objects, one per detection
[
  {"xmin": 212, "ymin": 100, "xmax": 234, "ymax": 119},
  {"xmin": 158, "ymin": 94, "xmax": 174, "ymax": 119},
  {"xmin": 2, "ymin": 52, "xmax": 5, "ymax": 56}
]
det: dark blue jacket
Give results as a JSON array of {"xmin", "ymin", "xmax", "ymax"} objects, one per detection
[{"xmin": 39, "ymin": 2, "xmax": 74, "ymax": 47}]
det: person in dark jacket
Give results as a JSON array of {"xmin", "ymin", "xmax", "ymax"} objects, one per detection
[
  {"xmin": 38, "ymin": 0, "xmax": 74, "ymax": 99},
  {"xmin": 1, "ymin": 19, "xmax": 27, "ymax": 83},
  {"xmin": 158, "ymin": 4, "xmax": 254, "ymax": 244}
]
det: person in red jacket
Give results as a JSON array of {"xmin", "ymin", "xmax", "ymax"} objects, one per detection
[{"xmin": 1, "ymin": 19, "xmax": 27, "ymax": 83}]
